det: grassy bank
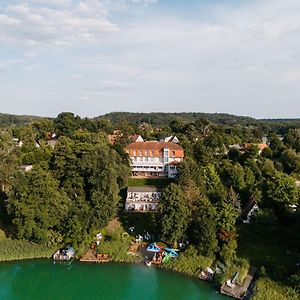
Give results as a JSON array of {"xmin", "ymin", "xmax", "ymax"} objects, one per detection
[
  {"xmin": 94, "ymin": 218, "xmax": 142, "ymax": 263},
  {"xmin": 162, "ymin": 246, "xmax": 213, "ymax": 277},
  {"xmin": 0, "ymin": 238, "xmax": 57, "ymax": 261},
  {"xmin": 97, "ymin": 239, "xmax": 142, "ymax": 263}
]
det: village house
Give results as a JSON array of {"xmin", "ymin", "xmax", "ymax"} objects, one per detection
[
  {"xmin": 159, "ymin": 135, "xmax": 179, "ymax": 143},
  {"xmin": 108, "ymin": 130, "xmax": 123, "ymax": 144},
  {"xmin": 12, "ymin": 138, "xmax": 23, "ymax": 148},
  {"xmin": 45, "ymin": 132, "xmax": 58, "ymax": 148},
  {"xmin": 128, "ymin": 134, "xmax": 144, "ymax": 143},
  {"xmin": 244, "ymin": 143, "xmax": 269, "ymax": 155},
  {"xmin": 124, "ymin": 141, "xmax": 184, "ymax": 178},
  {"xmin": 125, "ymin": 186, "xmax": 162, "ymax": 212},
  {"xmin": 228, "ymin": 143, "xmax": 269, "ymax": 155},
  {"xmin": 241, "ymin": 199, "xmax": 259, "ymax": 223}
]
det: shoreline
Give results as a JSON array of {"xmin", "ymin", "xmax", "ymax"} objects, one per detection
[{"xmin": 0, "ymin": 256, "xmax": 219, "ymax": 290}]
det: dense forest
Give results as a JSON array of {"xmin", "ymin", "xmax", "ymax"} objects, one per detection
[{"xmin": 0, "ymin": 111, "xmax": 300, "ymax": 299}]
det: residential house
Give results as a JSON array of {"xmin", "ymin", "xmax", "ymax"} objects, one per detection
[
  {"xmin": 108, "ymin": 130, "xmax": 123, "ymax": 144},
  {"xmin": 160, "ymin": 135, "xmax": 179, "ymax": 143},
  {"xmin": 244, "ymin": 143, "xmax": 269, "ymax": 155},
  {"xmin": 46, "ymin": 132, "xmax": 58, "ymax": 148},
  {"xmin": 19, "ymin": 165, "xmax": 33, "ymax": 172},
  {"xmin": 241, "ymin": 199, "xmax": 259, "ymax": 223},
  {"xmin": 128, "ymin": 134, "xmax": 144, "ymax": 143},
  {"xmin": 229, "ymin": 144, "xmax": 242, "ymax": 151},
  {"xmin": 125, "ymin": 186, "xmax": 162, "ymax": 212},
  {"xmin": 47, "ymin": 132, "xmax": 57, "ymax": 140},
  {"xmin": 12, "ymin": 138, "xmax": 23, "ymax": 148},
  {"xmin": 124, "ymin": 141, "xmax": 184, "ymax": 178},
  {"xmin": 53, "ymin": 246, "xmax": 75, "ymax": 261}
]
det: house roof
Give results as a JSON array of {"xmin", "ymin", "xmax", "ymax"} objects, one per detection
[
  {"xmin": 125, "ymin": 141, "xmax": 183, "ymax": 151},
  {"xmin": 244, "ymin": 143, "xmax": 268, "ymax": 151},
  {"xmin": 128, "ymin": 134, "xmax": 142, "ymax": 142},
  {"xmin": 241, "ymin": 199, "xmax": 258, "ymax": 219},
  {"xmin": 127, "ymin": 186, "xmax": 162, "ymax": 193},
  {"xmin": 258, "ymin": 143, "xmax": 268, "ymax": 150}
]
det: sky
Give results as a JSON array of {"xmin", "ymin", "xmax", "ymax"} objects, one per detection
[{"xmin": 0, "ymin": 0, "xmax": 299, "ymax": 118}]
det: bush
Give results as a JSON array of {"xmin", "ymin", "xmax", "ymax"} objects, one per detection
[
  {"xmin": 253, "ymin": 277, "xmax": 299, "ymax": 300},
  {"xmin": 163, "ymin": 246, "xmax": 213, "ymax": 276}
]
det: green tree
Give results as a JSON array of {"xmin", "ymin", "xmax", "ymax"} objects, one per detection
[
  {"xmin": 203, "ymin": 164, "xmax": 226, "ymax": 202},
  {"xmin": 264, "ymin": 172, "xmax": 299, "ymax": 207},
  {"xmin": 269, "ymin": 134, "xmax": 286, "ymax": 157},
  {"xmin": 54, "ymin": 112, "xmax": 82, "ymax": 137},
  {"xmin": 7, "ymin": 167, "xmax": 71, "ymax": 244},
  {"xmin": 190, "ymin": 198, "xmax": 218, "ymax": 257},
  {"xmin": 280, "ymin": 149, "xmax": 300, "ymax": 174},
  {"xmin": 158, "ymin": 183, "xmax": 190, "ymax": 245}
]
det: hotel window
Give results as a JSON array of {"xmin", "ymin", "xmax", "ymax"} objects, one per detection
[
  {"xmin": 172, "ymin": 151, "xmax": 176, "ymax": 157},
  {"xmin": 133, "ymin": 150, "xmax": 136, "ymax": 156},
  {"xmin": 145, "ymin": 150, "xmax": 148, "ymax": 156},
  {"xmin": 151, "ymin": 150, "xmax": 154, "ymax": 156},
  {"xmin": 139, "ymin": 151, "xmax": 142, "ymax": 156},
  {"xmin": 145, "ymin": 157, "xmax": 149, "ymax": 161}
]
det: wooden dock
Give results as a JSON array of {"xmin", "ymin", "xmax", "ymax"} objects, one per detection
[
  {"xmin": 80, "ymin": 249, "xmax": 111, "ymax": 263},
  {"xmin": 127, "ymin": 241, "xmax": 140, "ymax": 255},
  {"xmin": 220, "ymin": 268, "xmax": 256, "ymax": 299}
]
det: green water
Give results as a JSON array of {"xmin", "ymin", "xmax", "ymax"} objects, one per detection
[{"xmin": 0, "ymin": 260, "xmax": 226, "ymax": 300}]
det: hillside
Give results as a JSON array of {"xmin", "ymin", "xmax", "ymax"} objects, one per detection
[
  {"xmin": 0, "ymin": 113, "xmax": 43, "ymax": 127},
  {"xmin": 98, "ymin": 112, "xmax": 257, "ymax": 126}
]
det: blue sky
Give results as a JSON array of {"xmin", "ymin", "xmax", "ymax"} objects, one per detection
[{"xmin": 0, "ymin": 0, "xmax": 299, "ymax": 118}]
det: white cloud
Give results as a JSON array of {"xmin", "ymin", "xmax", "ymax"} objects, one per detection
[
  {"xmin": 103, "ymin": 0, "xmax": 157, "ymax": 10},
  {"xmin": 0, "ymin": 0, "xmax": 300, "ymax": 118},
  {"xmin": 0, "ymin": 1, "xmax": 118, "ymax": 48}
]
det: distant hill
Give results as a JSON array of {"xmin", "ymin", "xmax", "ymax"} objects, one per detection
[
  {"xmin": 98, "ymin": 112, "xmax": 258, "ymax": 126},
  {"xmin": 1, "ymin": 111, "xmax": 299, "ymax": 130},
  {"xmin": 0, "ymin": 113, "xmax": 43, "ymax": 127}
]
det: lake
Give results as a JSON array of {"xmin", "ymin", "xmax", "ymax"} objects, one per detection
[{"xmin": 0, "ymin": 260, "xmax": 227, "ymax": 300}]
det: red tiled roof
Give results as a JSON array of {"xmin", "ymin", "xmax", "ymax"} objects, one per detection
[
  {"xmin": 125, "ymin": 141, "xmax": 183, "ymax": 151},
  {"xmin": 258, "ymin": 143, "xmax": 268, "ymax": 150}
]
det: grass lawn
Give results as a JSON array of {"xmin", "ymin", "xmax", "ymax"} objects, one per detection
[
  {"xmin": 127, "ymin": 178, "xmax": 172, "ymax": 188},
  {"xmin": 96, "ymin": 219, "xmax": 142, "ymax": 263},
  {"xmin": 119, "ymin": 212, "xmax": 158, "ymax": 236},
  {"xmin": 97, "ymin": 238, "xmax": 141, "ymax": 263}
]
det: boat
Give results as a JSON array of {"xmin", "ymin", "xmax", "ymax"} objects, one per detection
[
  {"xmin": 164, "ymin": 247, "xmax": 179, "ymax": 258},
  {"xmin": 145, "ymin": 261, "xmax": 152, "ymax": 267},
  {"xmin": 146, "ymin": 243, "xmax": 161, "ymax": 252}
]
